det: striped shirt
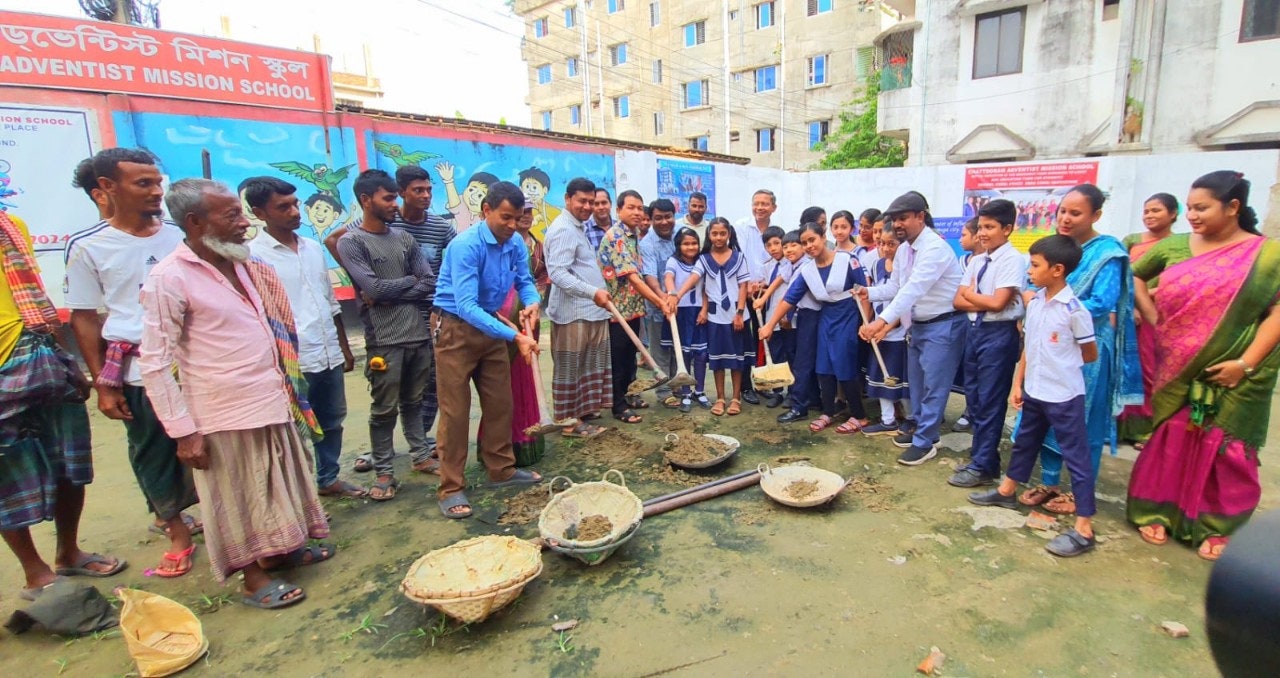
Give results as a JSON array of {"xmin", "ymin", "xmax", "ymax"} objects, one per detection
[
  {"xmin": 545, "ymin": 210, "xmax": 609, "ymax": 325},
  {"xmin": 337, "ymin": 226, "xmax": 433, "ymax": 347},
  {"xmin": 391, "ymin": 213, "xmax": 455, "ymax": 306}
]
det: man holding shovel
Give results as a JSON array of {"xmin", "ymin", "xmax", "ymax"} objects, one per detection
[
  {"xmin": 432, "ymin": 181, "xmax": 543, "ymax": 519},
  {"xmin": 639, "ymin": 199, "xmax": 678, "ymax": 407}
]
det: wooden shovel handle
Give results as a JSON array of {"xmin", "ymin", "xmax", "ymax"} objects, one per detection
[
  {"xmin": 606, "ymin": 301, "xmax": 665, "ymax": 375},
  {"xmin": 753, "ymin": 305, "xmax": 775, "ymax": 366}
]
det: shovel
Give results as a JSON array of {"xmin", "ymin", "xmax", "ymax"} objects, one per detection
[
  {"xmin": 665, "ymin": 311, "xmax": 698, "ymax": 390},
  {"xmin": 605, "ymin": 301, "xmax": 671, "ymax": 394},
  {"xmin": 853, "ymin": 288, "xmax": 898, "ymax": 387},
  {"xmin": 495, "ymin": 312, "xmax": 579, "ymax": 435},
  {"xmin": 751, "ymin": 306, "xmax": 795, "ymax": 391}
]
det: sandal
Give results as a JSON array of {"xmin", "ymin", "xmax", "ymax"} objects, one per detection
[
  {"xmin": 613, "ymin": 409, "xmax": 643, "ymax": 424},
  {"xmin": 485, "ymin": 468, "xmax": 543, "ymax": 489},
  {"xmin": 562, "ymin": 423, "xmax": 606, "ymax": 438},
  {"xmin": 268, "ymin": 543, "xmax": 336, "ymax": 571},
  {"xmin": 835, "ymin": 418, "xmax": 868, "ymax": 434},
  {"xmin": 55, "ymin": 552, "xmax": 128, "ymax": 578},
  {"xmin": 727, "ymin": 399, "xmax": 741, "ymax": 416},
  {"xmin": 411, "ymin": 457, "xmax": 441, "ymax": 474},
  {"xmin": 1138, "ymin": 525, "xmax": 1168, "ymax": 546},
  {"xmin": 1198, "ymin": 535, "xmax": 1228, "ymax": 561},
  {"xmin": 154, "ymin": 544, "xmax": 197, "ymax": 579},
  {"xmin": 319, "ymin": 480, "xmax": 369, "ymax": 498},
  {"xmin": 626, "ymin": 395, "xmax": 650, "ymax": 409},
  {"xmin": 439, "ymin": 492, "xmax": 472, "ymax": 519},
  {"xmin": 149, "ymin": 512, "xmax": 204, "ymax": 537},
  {"xmin": 1018, "ymin": 485, "xmax": 1061, "ymax": 507},
  {"xmin": 242, "ymin": 578, "xmax": 305, "ymax": 610},
  {"xmin": 710, "ymin": 399, "xmax": 726, "ymax": 416},
  {"xmin": 809, "ymin": 415, "xmax": 833, "ymax": 432},
  {"xmin": 369, "ymin": 475, "xmax": 399, "ymax": 502},
  {"xmin": 662, "ymin": 395, "xmax": 682, "ymax": 409},
  {"xmin": 353, "ymin": 455, "xmax": 373, "ymax": 473},
  {"xmin": 1043, "ymin": 492, "xmax": 1077, "ymax": 515}
]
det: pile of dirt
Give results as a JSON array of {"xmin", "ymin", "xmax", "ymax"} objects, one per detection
[
  {"xmin": 846, "ymin": 475, "xmax": 895, "ymax": 513},
  {"xmin": 576, "ymin": 430, "xmax": 649, "ymax": 468},
  {"xmin": 641, "ymin": 462, "xmax": 704, "ymax": 487},
  {"xmin": 664, "ymin": 434, "xmax": 731, "ymax": 467},
  {"xmin": 566, "ymin": 514, "xmax": 613, "ymax": 541},
  {"xmin": 659, "ymin": 415, "xmax": 697, "ymax": 433},
  {"xmin": 784, "ymin": 479, "xmax": 820, "ymax": 501},
  {"xmin": 497, "ymin": 486, "xmax": 551, "ymax": 526}
]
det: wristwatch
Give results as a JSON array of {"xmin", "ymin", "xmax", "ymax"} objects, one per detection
[{"xmin": 1238, "ymin": 359, "xmax": 1255, "ymax": 376}]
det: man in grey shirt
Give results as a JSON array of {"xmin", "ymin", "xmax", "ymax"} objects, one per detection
[
  {"xmin": 544, "ymin": 177, "xmax": 612, "ymax": 438},
  {"xmin": 337, "ymin": 169, "xmax": 434, "ymax": 501}
]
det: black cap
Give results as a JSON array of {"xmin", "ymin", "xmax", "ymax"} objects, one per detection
[{"xmin": 884, "ymin": 192, "xmax": 930, "ymax": 217}]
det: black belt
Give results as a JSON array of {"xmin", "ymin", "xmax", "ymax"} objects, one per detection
[
  {"xmin": 970, "ymin": 318, "xmax": 1018, "ymax": 327},
  {"xmin": 913, "ymin": 310, "xmax": 960, "ymax": 325},
  {"xmin": 435, "ymin": 308, "xmax": 464, "ymax": 323}
]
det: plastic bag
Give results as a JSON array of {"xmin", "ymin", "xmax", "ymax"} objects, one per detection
[{"xmin": 117, "ymin": 588, "xmax": 209, "ymax": 677}]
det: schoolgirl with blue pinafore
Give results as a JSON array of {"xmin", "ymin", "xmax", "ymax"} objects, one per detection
[
  {"xmin": 864, "ymin": 255, "xmax": 912, "ymax": 434},
  {"xmin": 662, "ymin": 246, "xmax": 710, "ymax": 410}
]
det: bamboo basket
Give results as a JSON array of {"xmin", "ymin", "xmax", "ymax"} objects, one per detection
[
  {"xmin": 400, "ymin": 535, "xmax": 543, "ymax": 623},
  {"xmin": 757, "ymin": 462, "xmax": 848, "ymax": 508},
  {"xmin": 538, "ymin": 470, "xmax": 644, "ymax": 565}
]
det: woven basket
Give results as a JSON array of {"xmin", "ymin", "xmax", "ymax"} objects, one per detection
[
  {"xmin": 538, "ymin": 470, "xmax": 644, "ymax": 566},
  {"xmin": 400, "ymin": 535, "xmax": 543, "ymax": 623},
  {"xmin": 757, "ymin": 462, "xmax": 848, "ymax": 508},
  {"xmin": 662, "ymin": 433, "xmax": 740, "ymax": 470}
]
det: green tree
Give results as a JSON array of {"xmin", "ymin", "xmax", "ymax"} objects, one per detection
[{"xmin": 815, "ymin": 77, "xmax": 906, "ymax": 169}]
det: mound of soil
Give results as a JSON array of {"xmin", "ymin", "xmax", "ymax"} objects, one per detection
[
  {"xmin": 784, "ymin": 479, "xmax": 820, "ymax": 501},
  {"xmin": 664, "ymin": 434, "xmax": 731, "ymax": 466},
  {"xmin": 567, "ymin": 514, "xmax": 613, "ymax": 541},
  {"xmin": 577, "ymin": 430, "xmax": 647, "ymax": 467},
  {"xmin": 497, "ymin": 486, "xmax": 551, "ymax": 526}
]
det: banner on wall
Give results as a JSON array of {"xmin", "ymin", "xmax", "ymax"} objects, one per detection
[
  {"xmin": 656, "ymin": 158, "xmax": 715, "ymax": 218},
  {"xmin": 961, "ymin": 161, "xmax": 1099, "ymax": 252},
  {"xmin": 0, "ymin": 104, "xmax": 99, "ymax": 307},
  {"xmin": 0, "ymin": 10, "xmax": 331, "ymax": 112}
]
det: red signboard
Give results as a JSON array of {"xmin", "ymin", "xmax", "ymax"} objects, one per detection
[{"xmin": 0, "ymin": 11, "xmax": 332, "ymax": 112}]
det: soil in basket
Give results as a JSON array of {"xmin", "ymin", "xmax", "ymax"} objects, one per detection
[
  {"xmin": 785, "ymin": 479, "xmax": 820, "ymax": 501},
  {"xmin": 664, "ymin": 434, "xmax": 730, "ymax": 466},
  {"xmin": 567, "ymin": 514, "xmax": 613, "ymax": 541}
]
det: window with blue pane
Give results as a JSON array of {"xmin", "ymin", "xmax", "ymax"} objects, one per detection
[
  {"xmin": 614, "ymin": 95, "xmax": 630, "ymax": 118},
  {"xmin": 567, "ymin": 58, "xmax": 578, "ymax": 77},
  {"xmin": 541, "ymin": 111, "xmax": 552, "ymax": 130},
  {"xmin": 564, "ymin": 7, "xmax": 576, "ymax": 27},
  {"xmin": 755, "ymin": 66, "xmax": 777, "ymax": 92},
  {"xmin": 756, "ymin": 2, "xmax": 774, "ymax": 29},
  {"xmin": 808, "ymin": 54, "xmax": 827, "ymax": 86},
  {"xmin": 806, "ymin": 0, "xmax": 833, "ymax": 16},
  {"xmin": 608, "ymin": 0, "xmax": 624, "ymax": 13},
  {"xmin": 757, "ymin": 128, "xmax": 775, "ymax": 152},
  {"xmin": 683, "ymin": 80, "xmax": 707, "ymax": 108},
  {"xmin": 536, "ymin": 64, "xmax": 551, "ymax": 84},
  {"xmin": 808, "ymin": 120, "xmax": 830, "ymax": 148},
  {"xmin": 570, "ymin": 105, "xmax": 581, "ymax": 126},
  {"xmin": 684, "ymin": 21, "xmax": 705, "ymax": 47},
  {"xmin": 534, "ymin": 18, "xmax": 548, "ymax": 38},
  {"xmin": 690, "ymin": 136, "xmax": 709, "ymax": 151}
]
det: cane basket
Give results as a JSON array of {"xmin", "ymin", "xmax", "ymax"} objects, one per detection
[
  {"xmin": 538, "ymin": 470, "xmax": 644, "ymax": 565},
  {"xmin": 400, "ymin": 535, "xmax": 543, "ymax": 623}
]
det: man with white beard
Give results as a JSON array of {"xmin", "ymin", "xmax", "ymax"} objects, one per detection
[{"xmin": 140, "ymin": 178, "xmax": 332, "ymax": 609}]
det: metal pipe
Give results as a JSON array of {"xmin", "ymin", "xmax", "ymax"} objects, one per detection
[
  {"xmin": 642, "ymin": 469, "xmax": 760, "ymax": 507},
  {"xmin": 643, "ymin": 471, "xmax": 761, "ymax": 518}
]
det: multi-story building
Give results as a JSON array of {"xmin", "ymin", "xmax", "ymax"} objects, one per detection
[
  {"xmin": 516, "ymin": 0, "xmax": 892, "ymax": 169},
  {"xmin": 876, "ymin": 0, "xmax": 1280, "ymax": 166}
]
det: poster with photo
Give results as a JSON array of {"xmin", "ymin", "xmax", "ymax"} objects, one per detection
[
  {"xmin": 656, "ymin": 158, "xmax": 715, "ymax": 219},
  {"xmin": 962, "ymin": 161, "xmax": 1099, "ymax": 252}
]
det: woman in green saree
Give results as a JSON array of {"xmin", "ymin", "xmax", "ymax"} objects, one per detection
[{"xmin": 1127, "ymin": 171, "xmax": 1280, "ymax": 561}]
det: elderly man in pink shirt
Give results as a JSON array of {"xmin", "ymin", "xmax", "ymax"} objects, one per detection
[{"xmin": 139, "ymin": 178, "xmax": 332, "ymax": 610}]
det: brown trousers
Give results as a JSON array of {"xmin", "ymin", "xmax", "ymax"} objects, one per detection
[{"xmin": 432, "ymin": 312, "xmax": 517, "ymax": 500}]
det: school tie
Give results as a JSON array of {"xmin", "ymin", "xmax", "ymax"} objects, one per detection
[{"xmin": 974, "ymin": 256, "xmax": 991, "ymax": 327}]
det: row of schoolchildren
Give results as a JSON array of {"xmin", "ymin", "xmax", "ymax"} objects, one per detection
[{"xmin": 651, "ymin": 191, "xmax": 1102, "ymax": 558}]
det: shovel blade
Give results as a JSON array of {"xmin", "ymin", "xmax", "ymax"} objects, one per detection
[
  {"xmin": 668, "ymin": 372, "xmax": 698, "ymax": 388},
  {"xmin": 752, "ymin": 363, "xmax": 795, "ymax": 391}
]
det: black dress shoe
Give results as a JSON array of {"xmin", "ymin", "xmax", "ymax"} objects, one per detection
[
  {"xmin": 741, "ymin": 390, "xmax": 760, "ymax": 405},
  {"xmin": 777, "ymin": 409, "xmax": 806, "ymax": 424},
  {"xmin": 765, "ymin": 392, "xmax": 785, "ymax": 408}
]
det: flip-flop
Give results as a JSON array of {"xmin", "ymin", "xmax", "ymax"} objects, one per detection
[
  {"xmin": 809, "ymin": 415, "xmax": 833, "ymax": 432},
  {"xmin": 353, "ymin": 455, "xmax": 373, "ymax": 473},
  {"xmin": 626, "ymin": 396, "xmax": 650, "ymax": 409},
  {"xmin": 319, "ymin": 480, "xmax": 369, "ymax": 498},
  {"xmin": 1138, "ymin": 525, "xmax": 1168, "ymax": 546},
  {"xmin": 485, "ymin": 469, "xmax": 543, "ymax": 489},
  {"xmin": 439, "ymin": 492, "xmax": 473, "ymax": 519},
  {"xmin": 1044, "ymin": 492, "xmax": 1077, "ymax": 515},
  {"xmin": 19, "ymin": 576, "xmax": 68, "ymax": 602},
  {"xmin": 836, "ymin": 418, "xmax": 868, "ymax": 434},
  {"xmin": 55, "ymin": 552, "xmax": 128, "ymax": 578},
  {"xmin": 662, "ymin": 396, "xmax": 682, "ymax": 409},
  {"xmin": 1018, "ymin": 485, "xmax": 1060, "ymax": 507},
  {"xmin": 242, "ymin": 579, "xmax": 306, "ymax": 610},
  {"xmin": 149, "ymin": 512, "xmax": 204, "ymax": 537},
  {"xmin": 268, "ymin": 543, "xmax": 337, "ymax": 572},
  {"xmin": 154, "ymin": 544, "xmax": 197, "ymax": 579},
  {"xmin": 369, "ymin": 476, "xmax": 399, "ymax": 502},
  {"xmin": 1198, "ymin": 536, "xmax": 1228, "ymax": 561},
  {"xmin": 562, "ymin": 423, "xmax": 605, "ymax": 439}
]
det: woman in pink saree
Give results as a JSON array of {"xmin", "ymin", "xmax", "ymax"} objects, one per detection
[
  {"xmin": 1127, "ymin": 171, "xmax": 1280, "ymax": 561},
  {"xmin": 1117, "ymin": 193, "xmax": 1178, "ymax": 447}
]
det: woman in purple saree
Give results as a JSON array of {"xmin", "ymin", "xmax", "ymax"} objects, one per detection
[{"xmin": 1127, "ymin": 171, "xmax": 1280, "ymax": 561}]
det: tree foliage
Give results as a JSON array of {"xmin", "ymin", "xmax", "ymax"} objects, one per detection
[{"xmin": 815, "ymin": 76, "xmax": 907, "ymax": 170}]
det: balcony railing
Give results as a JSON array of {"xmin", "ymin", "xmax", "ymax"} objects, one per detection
[{"xmin": 881, "ymin": 58, "xmax": 912, "ymax": 91}]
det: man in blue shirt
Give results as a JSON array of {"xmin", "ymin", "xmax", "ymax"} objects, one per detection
[{"xmin": 432, "ymin": 182, "xmax": 543, "ymax": 518}]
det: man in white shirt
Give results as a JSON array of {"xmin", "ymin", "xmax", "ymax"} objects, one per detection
[
  {"xmin": 245, "ymin": 177, "xmax": 362, "ymax": 498},
  {"xmin": 64, "ymin": 148, "xmax": 198, "ymax": 577},
  {"xmin": 860, "ymin": 191, "xmax": 965, "ymax": 467},
  {"xmin": 732, "ymin": 188, "xmax": 779, "ymax": 405},
  {"xmin": 680, "ymin": 191, "xmax": 710, "ymax": 245}
]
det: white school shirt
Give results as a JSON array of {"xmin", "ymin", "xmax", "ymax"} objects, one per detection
[
  {"xmin": 1022, "ymin": 284, "xmax": 1096, "ymax": 403},
  {"xmin": 665, "ymin": 257, "xmax": 703, "ymax": 309},
  {"xmin": 694, "ymin": 251, "xmax": 750, "ymax": 325},
  {"xmin": 866, "ymin": 226, "xmax": 963, "ymax": 326},
  {"xmin": 63, "ymin": 222, "xmax": 184, "ymax": 386},
  {"xmin": 732, "ymin": 217, "xmax": 776, "ymax": 283},
  {"xmin": 855, "ymin": 245, "xmax": 880, "ymax": 283},
  {"xmin": 961, "ymin": 241, "xmax": 1026, "ymax": 323},
  {"xmin": 249, "ymin": 231, "xmax": 344, "ymax": 373},
  {"xmin": 764, "ymin": 257, "xmax": 794, "ymax": 330}
]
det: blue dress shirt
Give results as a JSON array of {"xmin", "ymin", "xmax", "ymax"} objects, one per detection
[{"xmin": 434, "ymin": 222, "xmax": 540, "ymax": 341}]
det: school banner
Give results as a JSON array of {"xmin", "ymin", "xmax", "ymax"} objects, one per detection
[
  {"xmin": 961, "ymin": 161, "xmax": 1099, "ymax": 252},
  {"xmin": 656, "ymin": 158, "xmax": 715, "ymax": 219}
]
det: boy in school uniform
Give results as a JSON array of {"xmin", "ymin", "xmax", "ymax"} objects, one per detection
[
  {"xmin": 948, "ymin": 201, "xmax": 1025, "ymax": 487},
  {"xmin": 951, "ymin": 218, "xmax": 982, "ymax": 433},
  {"xmin": 968, "ymin": 235, "xmax": 1100, "ymax": 558},
  {"xmin": 755, "ymin": 226, "xmax": 791, "ymax": 408},
  {"xmin": 766, "ymin": 230, "xmax": 817, "ymax": 423}
]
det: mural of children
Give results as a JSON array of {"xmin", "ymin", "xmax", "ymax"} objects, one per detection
[
  {"xmin": 518, "ymin": 166, "xmax": 562, "ymax": 243},
  {"xmin": 303, "ymin": 192, "xmax": 350, "ymax": 286},
  {"xmin": 436, "ymin": 160, "xmax": 497, "ymax": 233},
  {"xmin": 236, "ymin": 177, "xmax": 266, "ymax": 240}
]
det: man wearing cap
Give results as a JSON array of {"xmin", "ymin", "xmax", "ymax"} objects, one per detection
[{"xmin": 859, "ymin": 192, "xmax": 964, "ymax": 466}]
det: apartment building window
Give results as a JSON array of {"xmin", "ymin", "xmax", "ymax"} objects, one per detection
[
  {"xmin": 806, "ymin": 0, "xmax": 833, "ymax": 16},
  {"xmin": 567, "ymin": 57, "xmax": 579, "ymax": 77},
  {"xmin": 570, "ymin": 104, "xmax": 582, "ymax": 126},
  {"xmin": 757, "ymin": 128, "xmax": 776, "ymax": 152},
  {"xmin": 564, "ymin": 7, "xmax": 577, "ymax": 28},
  {"xmin": 973, "ymin": 8, "xmax": 1025, "ymax": 78},
  {"xmin": 855, "ymin": 45, "xmax": 875, "ymax": 80},
  {"xmin": 1241, "ymin": 0, "xmax": 1280, "ymax": 41},
  {"xmin": 653, "ymin": 111, "xmax": 665, "ymax": 136},
  {"xmin": 756, "ymin": 2, "xmax": 775, "ymax": 29},
  {"xmin": 608, "ymin": 0, "xmax": 625, "ymax": 13},
  {"xmin": 684, "ymin": 21, "xmax": 706, "ymax": 47},
  {"xmin": 652, "ymin": 59, "xmax": 664, "ymax": 83},
  {"xmin": 613, "ymin": 95, "xmax": 630, "ymax": 118},
  {"xmin": 754, "ymin": 65, "xmax": 777, "ymax": 92},
  {"xmin": 534, "ymin": 17, "xmax": 549, "ymax": 38},
  {"xmin": 690, "ymin": 136, "xmax": 709, "ymax": 151},
  {"xmin": 683, "ymin": 79, "xmax": 708, "ymax": 108},
  {"xmin": 1102, "ymin": 0, "xmax": 1120, "ymax": 21},
  {"xmin": 807, "ymin": 54, "xmax": 828, "ymax": 86},
  {"xmin": 808, "ymin": 120, "xmax": 830, "ymax": 148},
  {"xmin": 610, "ymin": 43, "xmax": 629, "ymax": 66},
  {"xmin": 536, "ymin": 64, "xmax": 552, "ymax": 84},
  {"xmin": 541, "ymin": 111, "xmax": 552, "ymax": 130},
  {"xmin": 650, "ymin": 1, "xmax": 661, "ymax": 26}
]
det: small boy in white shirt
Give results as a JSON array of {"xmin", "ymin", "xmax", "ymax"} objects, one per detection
[{"xmin": 969, "ymin": 234, "xmax": 1100, "ymax": 558}]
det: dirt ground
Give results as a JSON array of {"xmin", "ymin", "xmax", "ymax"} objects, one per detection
[{"xmin": 2, "ymin": 343, "xmax": 1275, "ymax": 677}]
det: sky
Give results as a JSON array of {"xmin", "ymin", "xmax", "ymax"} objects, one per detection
[{"xmin": 3, "ymin": 0, "xmax": 531, "ymax": 124}]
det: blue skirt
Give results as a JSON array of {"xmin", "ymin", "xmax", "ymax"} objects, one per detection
[
  {"xmin": 816, "ymin": 301, "xmax": 861, "ymax": 380},
  {"xmin": 705, "ymin": 321, "xmax": 746, "ymax": 371},
  {"xmin": 660, "ymin": 306, "xmax": 708, "ymax": 356},
  {"xmin": 866, "ymin": 340, "xmax": 910, "ymax": 401}
]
